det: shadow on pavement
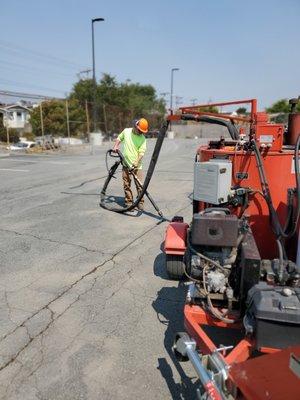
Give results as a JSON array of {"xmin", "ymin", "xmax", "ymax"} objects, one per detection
[
  {"xmin": 101, "ymin": 194, "xmax": 124, "ymax": 206},
  {"xmin": 101, "ymin": 195, "xmax": 166, "ymax": 222},
  {"xmin": 153, "ymin": 247, "xmax": 169, "ymax": 281},
  {"xmin": 152, "ymin": 248, "xmax": 198, "ymax": 399},
  {"xmin": 138, "ymin": 209, "xmax": 166, "ymax": 222},
  {"xmin": 61, "ymin": 191, "xmax": 99, "ymax": 196}
]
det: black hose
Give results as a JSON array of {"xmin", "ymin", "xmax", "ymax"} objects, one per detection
[
  {"xmin": 181, "ymin": 114, "xmax": 239, "ymax": 140},
  {"xmin": 253, "ymin": 142, "xmax": 284, "ymax": 239},
  {"xmin": 100, "ymin": 158, "xmax": 121, "ymax": 197},
  {"xmin": 100, "ymin": 120, "xmax": 169, "ymax": 214},
  {"xmin": 187, "ymin": 232, "xmax": 228, "ymax": 272},
  {"xmin": 291, "ymin": 134, "xmax": 300, "ymax": 236},
  {"xmin": 253, "ymin": 137, "xmax": 300, "ymax": 241}
]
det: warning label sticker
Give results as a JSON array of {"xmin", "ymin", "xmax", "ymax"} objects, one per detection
[{"xmin": 259, "ymin": 135, "xmax": 273, "ymax": 143}]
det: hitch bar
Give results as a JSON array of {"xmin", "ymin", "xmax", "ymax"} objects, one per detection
[{"xmin": 174, "ymin": 333, "xmax": 226, "ymax": 400}]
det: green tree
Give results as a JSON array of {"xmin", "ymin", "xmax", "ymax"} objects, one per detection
[
  {"xmin": 196, "ymin": 106, "xmax": 219, "ymax": 113},
  {"xmin": 266, "ymin": 99, "xmax": 300, "ymax": 124},
  {"xmin": 70, "ymin": 78, "xmax": 94, "ymax": 104},
  {"xmin": 236, "ymin": 107, "xmax": 247, "ymax": 115},
  {"xmin": 70, "ymin": 73, "xmax": 166, "ymax": 134},
  {"xmin": 0, "ymin": 119, "xmax": 19, "ymax": 143},
  {"xmin": 266, "ymin": 99, "xmax": 300, "ymax": 114},
  {"xmin": 30, "ymin": 99, "xmax": 86, "ymax": 138},
  {"xmin": 266, "ymin": 99, "xmax": 290, "ymax": 114}
]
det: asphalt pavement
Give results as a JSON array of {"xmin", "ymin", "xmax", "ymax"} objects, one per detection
[{"xmin": 0, "ymin": 139, "xmax": 205, "ymax": 399}]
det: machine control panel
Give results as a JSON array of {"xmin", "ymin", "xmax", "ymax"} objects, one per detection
[
  {"xmin": 194, "ymin": 160, "xmax": 232, "ymax": 204},
  {"xmin": 256, "ymin": 124, "xmax": 283, "ymax": 151}
]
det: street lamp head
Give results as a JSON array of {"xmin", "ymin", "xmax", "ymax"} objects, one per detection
[
  {"xmin": 92, "ymin": 18, "xmax": 105, "ymax": 23},
  {"xmin": 172, "ymin": 68, "xmax": 179, "ymax": 72}
]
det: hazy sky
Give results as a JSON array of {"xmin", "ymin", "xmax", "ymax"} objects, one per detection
[{"xmin": 1, "ymin": 0, "xmax": 299, "ymax": 109}]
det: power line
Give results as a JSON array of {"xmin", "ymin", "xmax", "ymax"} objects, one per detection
[
  {"xmin": 0, "ymin": 78, "xmax": 67, "ymax": 95},
  {"xmin": 0, "ymin": 89, "xmax": 64, "ymax": 100},
  {"xmin": 77, "ymin": 69, "xmax": 92, "ymax": 80},
  {"xmin": 0, "ymin": 45, "xmax": 79, "ymax": 71},
  {"xmin": 0, "ymin": 60, "xmax": 76, "ymax": 79},
  {"xmin": 0, "ymin": 39, "xmax": 87, "ymax": 71},
  {"xmin": 175, "ymin": 96, "xmax": 183, "ymax": 107}
]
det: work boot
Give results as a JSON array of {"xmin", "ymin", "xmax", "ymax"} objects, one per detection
[
  {"xmin": 124, "ymin": 202, "xmax": 135, "ymax": 213},
  {"xmin": 137, "ymin": 203, "xmax": 144, "ymax": 211}
]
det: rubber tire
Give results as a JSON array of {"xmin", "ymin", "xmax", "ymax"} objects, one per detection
[
  {"xmin": 193, "ymin": 199, "xmax": 199, "ymax": 215},
  {"xmin": 166, "ymin": 254, "xmax": 185, "ymax": 280}
]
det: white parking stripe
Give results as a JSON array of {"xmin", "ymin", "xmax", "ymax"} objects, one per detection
[
  {"xmin": 0, "ymin": 159, "xmax": 37, "ymax": 163},
  {"xmin": 1, "ymin": 159, "xmax": 70, "ymax": 165},
  {"xmin": 0, "ymin": 168, "xmax": 29, "ymax": 172},
  {"xmin": 47, "ymin": 161, "xmax": 70, "ymax": 165}
]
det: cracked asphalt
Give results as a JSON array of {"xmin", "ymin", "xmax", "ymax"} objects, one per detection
[{"xmin": 0, "ymin": 139, "xmax": 204, "ymax": 399}]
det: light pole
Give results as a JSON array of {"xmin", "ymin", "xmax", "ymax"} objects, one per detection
[
  {"xmin": 91, "ymin": 17, "xmax": 105, "ymax": 133},
  {"xmin": 170, "ymin": 68, "xmax": 179, "ymax": 114},
  {"xmin": 170, "ymin": 68, "xmax": 179, "ymax": 131}
]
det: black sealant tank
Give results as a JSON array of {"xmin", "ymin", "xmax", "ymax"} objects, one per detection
[{"xmin": 246, "ymin": 282, "xmax": 300, "ymax": 349}]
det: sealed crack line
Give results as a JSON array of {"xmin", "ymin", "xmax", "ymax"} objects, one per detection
[
  {"xmin": 1, "ymin": 359, "xmax": 24, "ymax": 400},
  {"xmin": 4, "ymin": 292, "xmax": 16, "ymax": 327},
  {"xmin": 1, "ymin": 201, "xmax": 190, "ymax": 343},
  {"xmin": 0, "ymin": 202, "xmax": 190, "ymax": 372},
  {"xmin": 26, "ymin": 336, "xmax": 45, "ymax": 380},
  {"xmin": 0, "ymin": 228, "xmax": 105, "ymax": 255}
]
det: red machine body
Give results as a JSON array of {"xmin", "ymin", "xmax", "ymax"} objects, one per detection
[
  {"xmin": 164, "ymin": 221, "xmax": 188, "ymax": 255},
  {"xmin": 198, "ymin": 146, "xmax": 295, "ymax": 259},
  {"xmin": 165, "ymin": 99, "xmax": 300, "ymax": 399},
  {"xmin": 168, "ymin": 98, "xmax": 298, "ymax": 259}
]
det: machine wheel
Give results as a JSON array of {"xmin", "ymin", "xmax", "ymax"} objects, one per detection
[
  {"xmin": 193, "ymin": 199, "xmax": 199, "ymax": 215},
  {"xmin": 166, "ymin": 254, "xmax": 186, "ymax": 280}
]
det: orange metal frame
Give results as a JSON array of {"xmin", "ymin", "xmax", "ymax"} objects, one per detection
[
  {"xmin": 168, "ymin": 99, "xmax": 257, "ymax": 118},
  {"xmin": 164, "ymin": 221, "xmax": 189, "ymax": 255},
  {"xmin": 184, "ymin": 305, "xmax": 279, "ymax": 365},
  {"xmin": 167, "ymin": 98, "xmax": 258, "ymax": 132}
]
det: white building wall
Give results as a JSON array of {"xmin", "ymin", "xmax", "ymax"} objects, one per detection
[{"xmin": 3, "ymin": 109, "xmax": 30, "ymax": 129}]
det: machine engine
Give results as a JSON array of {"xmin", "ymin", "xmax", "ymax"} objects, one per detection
[
  {"xmin": 188, "ymin": 209, "xmax": 258, "ymax": 304},
  {"xmin": 187, "ymin": 154, "xmax": 300, "ymax": 345}
]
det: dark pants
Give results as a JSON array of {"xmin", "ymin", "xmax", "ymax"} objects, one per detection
[{"xmin": 122, "ymin": 168, "xmax": 144, "ymax": 206}]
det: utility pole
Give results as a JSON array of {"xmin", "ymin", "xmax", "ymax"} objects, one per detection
[
  {"xmin": 85, "ymin": 100, "xmax": 90, "ymax": 139},
  {"xmin": 160, "ymin": 92, "xmax": 170, "ymax": 100},
  {"xmin": 160, "ymin": 92, "xmax": 170, "ymax": 111},
  {"xmin": 118, "ymin": 113, "xmax": 122, "ymax": 132},
  {"xmin": 170, "ymin": 68, "xmax": 179, "ymax": 114},
  {"xmin": 66, "ymin": 100, "xmax": 70, "ymax": 145},
  {"xmin": 77, "ymin": 69, "xmax": 92, "ymax": 80},
  {"xmin": 170, "ymin": 68, "xmax": 179, "ymax": 131},
  {"xmin": 6, "ymin": 125, "xmax": 10, "ymax": 147},
  {"xmin": 103, "ymin": 104, "xmax": 108, "ymax": 136},
  {"xmin": 175, "ymin": 96, "xmax": 183, "ymax": 109},
  {"xmin": 39, "ymin": 102, "xmax": 45, "ymax": 147}
]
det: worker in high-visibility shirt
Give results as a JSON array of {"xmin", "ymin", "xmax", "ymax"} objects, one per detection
[{"xmin": 113, "ymin": 118, "xmax": 148, "ymax": 210}]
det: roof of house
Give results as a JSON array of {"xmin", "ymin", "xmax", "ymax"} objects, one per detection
[{"xmin": 3, "ymin": 104, "xmax": 31, "ymax": 112}]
